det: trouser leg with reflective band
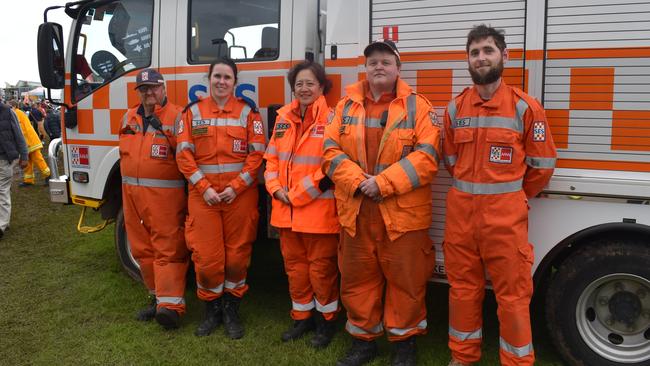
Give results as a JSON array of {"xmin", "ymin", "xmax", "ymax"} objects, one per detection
[
  {"xmin": 340, "ymin": 199, "xmax": 433, "ymax": 342},
  {"xmin": 279, "ymin": 229, "xmax": 339, "ymax": 321},
  {"xmin": 444, "ymin": 188, "xmax": 534, "ymax": 365},
  {"xmin": 221, "ymin": 187, "xmax": 258, "ymax": 298},
  {"xmin": 23, "ymin": 150, "xmax": 50, "ymax": 183},
  {"xmin": 123, "ymin": 185, "xmax": 156, "ymax": 292}
]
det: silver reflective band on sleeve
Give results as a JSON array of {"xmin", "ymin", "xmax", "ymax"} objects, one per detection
[
  {"xmin": 388, "ymin": 319, "xmax": 427, "ymax": 336},
  {"xmin": 444, "ymin": 154, "xmax": 457, "ymax": 167},
  {"xmin": 324, "ymin": 138, "xmax": 339, "ymax": 149},
  {"xmin": 318, "ymin": 190, "xmax": 334, "ymax": 199},
  {"xmin": 177, "ymin": 141, "xmax": 195, "ymax": 153},
  {"xmin": 415, "ymin": 143, "xmax": 439, "ymax": 163},
  {"xmin": 346, "ymin": 321, "xmax": 384, "ymax": 335},
  {"xmin": 189, "ymin": 170, "xmax": 205, "ymax": 185},
  {"xmin": 122, "ymin": 176, "xmax": 185, "ymax": 188},
  {"xmin": 515, "ymin": 98, "xmax": 529, "ymax": 121},
  {"xmin": 199, "ymin": 163, "xmax": 245, "ymax": 174},
  {"xmin": 449, "ymin": 325, "xmax": 482, "ymax": 341},
  {"xmin": 292, "ymin": 155, "xmax": 322, "ymax": 165},
  {"xmin": 157, "ymin": 296, "xmax": 185, "ymax": 305},
  {"xmin": 278, "ymin": 151, "xmax": 292, "ymax": 161},
  {"xmin": 399, "ymin": 158, "xmax": 420, "ymax": 188},
  {"xmin": 239, "ymin": 105, "xmax": 252, "ymax": 127},
  {"xmin": 327, "ymin": 153, "xmax": 350, "ymax": 178},
  {"xmin": 447, "ymin": 100, "xmax": 457, "ymax": 122},
  {"xmin": 264, "ymin": 171, "xmax": 279, "ymax": 180},
  {"xmin": 525, "ymin": 156, "xmax": 556, "ymax": 169},
  {"xmin": 190, "ymin": 103, "xmax": 202, "ymax": 120},
  {"xmin": 406, "ymin": 94, "xmax": 417, "ymax": 129},
  {"xmin": 341, "ymin": 100, "xmax": 356, "ymax": 125},
  {"xmin": 302, "ymin": 176, "xmax": 320, "ymax": 199},
  {"xmin": 197, "ymin": 282, "xmax": 224, "ymax": 294},
  {"xmin": 249, "ymin": 142, "xmax": 266, "ymax": 152},
  {"xmin": 452, "ymin": 178, "xmax": 523, "ymax": 195},
  {"xmin": 315, "ymin": 298, "xmax": 338, "ymax": 313},
  {"xmin": 292, "ymin": 300, "xmax": 315, "ymax": 311},
  {"xmin": 365, "ymin": 117, "xmax": 383, "ymax": 128},
  {"xmin": 239, "ymin": 171, "xmax": 254, "ymax": 186},
  {"xmin": 500, "ymin": 337, "xmax": 534, "ymax": 358},
  {"xmin": 265, "ymin": 145, "xmax": 277, "ymax": 155},
  {"xmin": 225, "ymin": 279, "xmax": 246, "ymax": 289}
]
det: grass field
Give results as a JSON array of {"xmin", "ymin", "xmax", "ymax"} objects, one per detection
[{"xmin": 0, "ymin": 173, "xmax": 565, "ymax": 365}]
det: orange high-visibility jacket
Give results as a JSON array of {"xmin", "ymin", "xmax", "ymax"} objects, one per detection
[
  {"xmin": 13, "ymin": 108, "xmax": 42, "ymax": 153},
  {"xmin": 443, "ymin": 81, "xmax": 557, "ymax": 198},
  {"xmin": 264, "ymin": 95, "xmax": 339, "ymax": 234},
  {"xmin": 322, "ymin": 79, "xmax": 441, "ymax": 240},
  {"xmin": 119, "ymin": 102, "xmax": 185, "ymax": 185},
  {"xmin": 176, "ymin": 96, "xmax": 266, "ymax": 195}
]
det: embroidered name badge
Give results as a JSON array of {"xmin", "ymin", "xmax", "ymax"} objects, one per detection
[
  {"xmin": 401, "ymin": 145, "xmax": 414, "ymax": 159},
  {"xmin": 274, "ymin": 122, "xmax": 290, "ymax": 138},
  {"xmin": 533, "ymin": 121, "xmax": 546, "ymax": 142},
  {"xmin": 233, "ymin": 139, "xmax": 248, "ymax": 153},
  {"xmin": 253, "ymin": 120, "xmax": 264, "ymax": 135},
  {"xmin": 311, "ymin": 125, "xmax": 325, "ymax": 137},
  {"xmin": 455, "ymin": 118, "xmax": 471, "ymax": 128},
  {"xmin": 192, "ymin": 119, "xmax": 211, "ymax": 136},
  {"xmin": 151, "ymin": 144, "xmax": 169, "ymax": 159},
  {"xmin": 342, "ymin": 116, "xmax": 353, "ymax": 125},
  {"xmin": 490, "ymin": 146, "xmax": 513, "ymax": 164}
]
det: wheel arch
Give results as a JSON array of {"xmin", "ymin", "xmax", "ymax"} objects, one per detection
[{"xmin": 99, "ymin": 160, "xmax": 122, "ymax": 220}]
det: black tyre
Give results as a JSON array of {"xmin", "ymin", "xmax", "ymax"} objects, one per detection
[
  {"xmin": 114, "ymin": 208, "xmax": 143, "ymax": 282},
  {"xmin": 545, "ymin": 239, "xmax": 650, "ymax": 365}
]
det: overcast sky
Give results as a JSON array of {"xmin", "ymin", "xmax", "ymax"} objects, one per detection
[{"xmin": 0, "ymin": 0, "xmax": 71, "ymax": 86}]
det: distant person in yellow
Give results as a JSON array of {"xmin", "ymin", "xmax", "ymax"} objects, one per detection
[{"xmin": 8, "ymin": 100, "xmax": 51, "ymax": 186}]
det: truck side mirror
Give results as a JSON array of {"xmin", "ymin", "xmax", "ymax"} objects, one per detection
[{"xmin": 37, "ymin": 22, "xmax": 65, "ymax": 89}]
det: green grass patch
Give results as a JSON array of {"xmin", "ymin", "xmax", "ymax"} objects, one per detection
[{"xmin": 0, "ymin": 176, "xmax": 564, "ymax": 365}]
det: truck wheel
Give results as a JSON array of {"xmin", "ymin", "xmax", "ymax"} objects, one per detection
[
  {"xmin": 545, "ymin": 239, "xmax": 650, "ymax": 365},
  {"xmin": 114, "ymin": 208, "xmax": 143, "ymax": 282}
]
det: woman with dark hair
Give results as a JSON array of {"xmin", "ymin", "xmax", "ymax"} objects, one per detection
[
  {"xmin": 263, "ymin": 61, "xmax": 340, "ymax": 348},
  {"xmin": 176, "ymin": 57, "xmax": 266, "ymax": 339}
]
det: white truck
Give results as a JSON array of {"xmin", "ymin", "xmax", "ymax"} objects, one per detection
[{"xmin": 36, "ymin": 0, "xmax": 649, "ymax": 364}]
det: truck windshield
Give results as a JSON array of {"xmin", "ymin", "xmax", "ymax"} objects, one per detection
[{"xmin": 72, "ymin": 0, "xmax": 154, "ymax": 102}]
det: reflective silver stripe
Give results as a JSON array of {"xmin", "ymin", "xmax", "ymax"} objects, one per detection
[
  {"xmin": 249, "ymin": 142, "xmax": 266, "ymax": 152},
  {"xmin": 225, "ymin": 279, "xmax": 246, "ymax": 289},
  {"xmin": 122, "ymin": 176, "xmax": 185, "ymax": 188},
  {"xmin": 318, "ymin": 190, "xmax": 334, "ymax": 199},
  {"xmin": 399, "ymin": 158, "xmax": 420, "ymax": 188},
  {"xmin": 444, "ymin": 154, "xmax": 457, "ymax": 167},
  {"xmin": 324, "ymin": 138, "xmax": 339, "ymax": 149},
  {"xmin": 266, "ymin": 145, "xmax": 277, "ymax": 155},
  {"xmin": 292, "ymin": 155, "xmax": 322, "ymax": 165},
  {"xmin": 197, "ymin": 282, "xmax": 223, "ymax": 294},
  {"xmin": 315, "ymin": 298, "xmax": 338, "ymax": 313},
  {"xmin": 120, "ymin": 113, "xmax": 128, "ymax": 129},
  {"xmin": 177, "ymin": 141, "xmax": 195, "ymax": 153},
  {"xmin": 145, "ymin": 124, "xmax": 174, "ymax": 135},
  {"xmin": 406, "ymin": 94, "xmax": 416, "ymax": 129},
  {"xmin": 264, "ymin": 171, "xmax": 279, "ymax": 180},
  {"xmin": 292, "ymin": 300, "xmax": 315, "ymax": 311},
  {"xmin": 199, "ymin": 163, "xmax": 245, "ymax": 174},
  {"xmin": 452, "ymin": 116, "xmax": 522, "ymax": 133},
  {"xmin": 375, "ymin": 163, "xmax": 389, "ymax": 174},
  {"xmin": 190, "ymin": 103, "xmax": 202, "ymax": 120},
  {"xmin": 449, "ymin": 326, "xmax": 482, "ymax": 341},
  {"xmin": 327, "ymin": 153, "xmax": 350, "ymax": 178},
  {"xmin": 415, "ymin": 143, "xmax": 439, "ymax": 163},
  {"xmin": 208, "ymin": 118, "xmax": 247, "ymax": 128},
  {"xmin": 515, "ymin": 98, "xmax": 529, "ymax": 121},
  {"xmin": 500, "ymin": 337, "xmax": 534, "ymax": 358},
  {"xmin": 189, "ymin": 170, "xmax": 205, "ymax": 184},
  {"xmin": 157, "ymin": 296, "xmax": 185, "ymax": 305},
  {"xmin": 346, "ymin": 321, "xmax": 384, "ymax": 335},
  {"xmin": 525, "ymin": 156, "xmax": 556, "ymax": 169},
  {"xmin": 447, "ymin": 100, "xmax": 457, "ymax": 122},
  {"xmin": 453, "ymin": 178, "xmax": 523, "ymax": 195},
  {"xmin": 239, "ymin": 105, "xmax": 252, "ymax": 128},
  {"xmin": 366, "ymin": 117, "xmax": 383, "ymax": 128},
  {"xmin": 388, "ymin": 319, "xmax": 427, "ymax": 336},
  {"xmin": 239, "ymin": 171, "xmax": 254, "ymax": 186},
  {"xmin": 302, "ymin": 176, "xmax": 320, "ymax": 199},
  {"xmin": 341, "ymin": 99, "xmax": 356, "ymax": 126},
  {"xmin": 278, "ymin": 151, "xmax": 292, "ymax": 161}
]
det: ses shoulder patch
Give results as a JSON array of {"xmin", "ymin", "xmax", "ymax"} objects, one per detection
[
  {"xmin": 253, "ymin": 120, "xmax": 264, "ymax": 135},
  {"xmin": 533, "ymin": 121, "xmax": 546, "ymax": 142}
]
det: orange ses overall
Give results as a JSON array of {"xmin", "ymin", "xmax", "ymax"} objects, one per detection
[
  {"xmin": 176, "ymin": 96, "xmax": 265, "ymax": 302},
  {"xmin": 442, "ymin": 81, "xmax": 557, "ymax": 366},
  {"xmin": 264, "ymin": 95, "xmax": 340, "ymax": 321},
  {"xmin": 119, "ymin": 101, "xmax": 189, "ymax": 314}
]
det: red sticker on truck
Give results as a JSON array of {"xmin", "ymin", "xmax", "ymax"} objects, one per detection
[{"xmin": 71, "ymin": 146, "xmax": 90, "ymax": 168}]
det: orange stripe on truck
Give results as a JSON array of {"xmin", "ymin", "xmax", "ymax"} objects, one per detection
[
  {"xmin": 258, "ymin": 76, "xmax": 285, "ymax": 108},
  {"xmin": 416, "ymin": 69, "xmax": 453, "ymax": 108},
  {"xmin": 66, "ymin": 139, "xmax": 118, "ymax": 147},
  {"xmin": 612, "ymin": 110, "xmax": 650, "ymax": 152},
  {"xmin": 557, "ymin": 158, "xmax": 650, "ymax": 172},
  {"xmin": 92, "ymin": 84, "xmax": 110, "ymax": 109},
  {"xmin": 569, "ymin": 68, "xmax": 614, "ymax": 111},
  {"xmin": 546, "ymin": 109, "xmax": 569, "ymax": 149}
]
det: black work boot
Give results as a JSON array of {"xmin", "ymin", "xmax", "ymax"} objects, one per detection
[
  {"xmin": 155, "ymin": 307, "xmax": 180, "ymax": 330},
  {"xmin": 336, "ymin": 338, "xmax": 378, "ymax": 366},
  {"xmin": 310, "ymin": 312, "xmax": 337, "ymax": 349},
  {"xmin": 135, "ymin": 296, "xmax": 156, "ymax": 321},
  {"xmin": 392, "ymin": 337, "xmax": 417, "ymax": 366},
  {"xmin": 223, "ymin": 293, "xmax": 245, "ymax": 339},
  {"xmin": 195, "ymin": 297, "xmax": 223, "ymax": 336},
  {"xmin": 281, "ymin": 317, "xmax": 315, "ymax": 342}
]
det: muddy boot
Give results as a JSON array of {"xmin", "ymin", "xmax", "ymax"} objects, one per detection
[
  {"xmin": 155, "ymin": 307, "xmax": 180, "ymax": 330},
  {"xmin": 195, "ymin": 297, "xmax": 222, "ymax": 336},
  {"xmin": 223, "ymin": 293, "xmax": 245, "ymax": 339},
  {"xmin": 392, "ymin": 337, "xmax": 416, "ymax": 366},
  {"xmin": 136, "ymin": 296, "xmax": 156, "ymax": 321},
  {"xmin": 310, "ymin": 312, "xmax": 337, "ymax": 349},
  {"xmin": 336, "ymin": 338, "xmax": 378, "ymax": 366},
  {"xmin": 281, "ymin": 317, "xmax": 315, "ymax": 342}
]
